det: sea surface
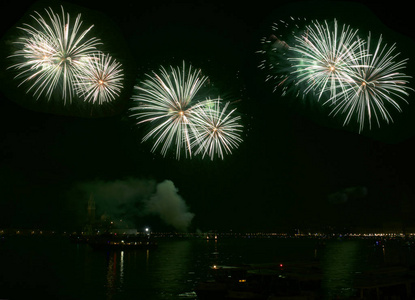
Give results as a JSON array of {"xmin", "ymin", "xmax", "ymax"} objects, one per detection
[{"xmin": 1, "ymin": 235, "xmax": 415, "ymax": 299}]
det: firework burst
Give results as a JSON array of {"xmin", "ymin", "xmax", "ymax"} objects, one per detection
[
  {"xmin": 288, "ymin": 19, "xmax": 366, "ymax": 102},
  {"xmin": 129, "ymin": 62, "xmax": 208, "ymax": 159},
  {"xmin": 327, "ymin": 34, "xmax": 413, "ymax": 132},
  {"xmin": 259, "ymin": 17, "xmax": 412, "ymax": 132},
  {"xmin": 8, "ymin": 6, "xmax": 101, "ymax": 103},
  {"xmin": 74, "ymin": 53, "xmax": 124, "ymax": 104},
  {"xmin": 191, "ymin": 99, "xmax": 243, "ymax": 160}
]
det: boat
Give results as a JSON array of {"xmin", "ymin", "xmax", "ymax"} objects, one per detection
[
  {"xmin": 195, "ymin": 262, "xmax": 322, "ymax": 300},
  {"xmin": 195, "ymin": 264, "xmax": 253, "ymax": 299}
]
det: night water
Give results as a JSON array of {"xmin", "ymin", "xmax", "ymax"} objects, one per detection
[{"xmin": 1, "ymin": 236, "xmax": 414, "ymax": 299}]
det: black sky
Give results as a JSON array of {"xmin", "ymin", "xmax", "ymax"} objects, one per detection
[{"xmin": 1, "ymin": 0, "xmax": 415, "ymax": 232}]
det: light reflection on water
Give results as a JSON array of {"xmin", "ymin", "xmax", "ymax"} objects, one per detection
[
  {"xmin": 1, "ymin": 236, "xmax": 415, "ymax": 299},
  {"xmin": 321, "ymin": 239, "xmax": 361, "ymax": 298}
]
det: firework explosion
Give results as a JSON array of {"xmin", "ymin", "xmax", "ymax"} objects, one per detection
[
  {"xmin": 327, "ymin": 34, "xmax": 412, "ymax": 132},
  {"xmin": 192, "ymin": 99, "xmax": 243, "ymax": 160},
  {"xmin": 259, "ymin": 18, "xmax": 412, "ymax": 132},
  {"xmin": 288, "ymin": 19, "xmax": 366, "ymax": 102},
  {"xmin": 8, "ymin": 6, "xmax": 124, "ymax": 105},
  {"xmin": 129, "ymin": 62, "xmax": 243, "ymax": 160},
  {"xmin": 75, "ymin": 53, "xmax": 124, "ymax": 104}
]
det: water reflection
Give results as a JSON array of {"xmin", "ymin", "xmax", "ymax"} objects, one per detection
[
  {"xmin": 105, "ymin": 252, "xmax": 117, "ymax": 299},
  {"xmin": 104, "ymin": 250, "xmax": 126, "ymax": 299},
  {"xmin": 322, "ymin": 240, "xmax": 361, "ymax": 298},
  {"xmin": 7, "ymin": 236, "xmax": 415, "ymax": 299},
  {"xmin": 101, "ymin": 241, "xmax": 195, "ymax": 299},
  {"xmin": 150, "ymin": 240, "xmax": 194, "ymax": 298},
  {"xmin": 120, "ymin": 251, "xmax": 125, "ymax": 285}
]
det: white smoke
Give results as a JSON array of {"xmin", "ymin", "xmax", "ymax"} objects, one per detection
[
  {"xmin": 75, "ymin": 178, "xmax": 195, "ymax": 232},
  {"xmin": 144, "ymin": 180, "xmax": 195, "ymax": 232}
]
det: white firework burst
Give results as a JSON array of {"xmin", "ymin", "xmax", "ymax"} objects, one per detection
[
  {"xmin": 288, "ymin": 19, "xmax": 366, "ymax": 102},
  {"xmin": 8, "ymin": 6, "xmax": 101, "ymax": 103},
  {"xmin": 328, "ymin": 33, "xmax": 413, "ymax": 132},
  {"xmin": 75, "ymin": 53, "xmax": 124, "ymax": 104},
  {"xmin": 129, "ymin": 62, "xmax": 208, "ymax": 159},
  {"xmin": 191, "ymin": 98, "xmax": 243, "ymax": 160}
]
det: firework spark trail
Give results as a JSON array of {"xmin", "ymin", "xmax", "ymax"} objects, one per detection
[
  {"xmin": 259, "ymin": 17, "xmax": 412, "ymax": 132},
  {"xmin": 130, "ymin": 62, "xmax": 208, "ymax": 159},
  {"xmin": 191, "ymin": 99, "xmax": 243, "ymax": 160},
  {"xmin": 74, "ymin": 53, "xmax": 124, "ymax": 104},
  {"xmin": 288, "ymin": 19, "xmax": 366, "ymax": 102},
  {"xmin": 8, "ymin": 6, "xmax": 101, "ymax": 103},
  {"xmin": 130, "ymin": 62, "xmax": 244, "ymax": 160},
  {"xmin": 257, "ymin": 17, "xmax": 309, "ymax": 96},
  {"xmin": 327, "ymin": 33, "xmax": 413, "ymax": 132}
]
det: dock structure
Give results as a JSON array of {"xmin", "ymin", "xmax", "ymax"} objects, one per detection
[{"xmin": 353, "ymin": 266, "xmax": 415, "ymax": 299}]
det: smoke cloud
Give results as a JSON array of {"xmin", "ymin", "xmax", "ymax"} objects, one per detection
[
  {"xmin": 144, "ymin": 180, "xmax": 195, "ymax": 232},
  {"xmin": 74, "ymin": 178, "xmax": 195, "ymax": 232},
  {"xmin": 328, "ymin": 186, "xmax": 368, "ymax": 204}
]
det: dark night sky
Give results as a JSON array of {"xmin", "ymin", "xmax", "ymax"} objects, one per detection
[{"xmin": 1, "ymin": 0, "xmax": 415, "ymax": 232}]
